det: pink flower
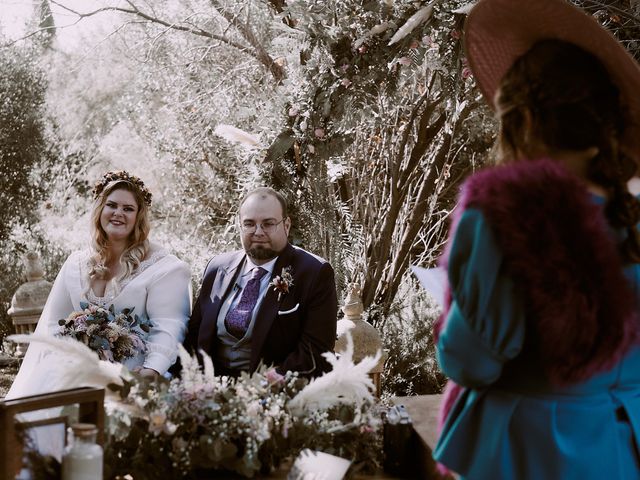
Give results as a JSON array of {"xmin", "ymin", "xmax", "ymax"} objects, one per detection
[
  {"xmin": 265, "ymin": 368, "xmax": 285, "ymax": 385},
  {"xmin": 288, "ymin": 107, "xmax": 300, "ymax": 117},
  {"xmin": 451, "ymin": 29, "xmax": 461, "ymax": 40},
  {"xmin": 314, "ymin": 128, "xmax": 325, "ymax": 139},
  {"xmin": 74, "ymin": 316, "xmax": 88, "ymax": 328},
  {"xmin": 341, "ymin": 78, "xmax": 352, "ymax": 87},
  {"xmin": 398, "ymin": 56, "xmax": 412, "ymax": 66},
  {"xmin": 462, "ymin": 67, "xmax": 473, "ymax": 80}
]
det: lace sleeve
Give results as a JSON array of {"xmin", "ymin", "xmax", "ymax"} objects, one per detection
[{"xmin": 142, "ymin": 257, "xmax": 192, "ymax": 374}]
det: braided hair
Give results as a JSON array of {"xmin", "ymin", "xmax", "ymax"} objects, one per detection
[{"xmin": 495, "ymin": 39, "xmax": 640, "ymax": 264}]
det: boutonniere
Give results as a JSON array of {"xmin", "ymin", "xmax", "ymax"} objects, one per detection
[{"xmin": 269, "ymin": 266, "xmax": 294, "ymax": 301}]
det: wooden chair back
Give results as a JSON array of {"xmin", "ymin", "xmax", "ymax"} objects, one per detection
[{"xmin": 0, "ymin": 387, "xmax": 104, "ymax": 480}]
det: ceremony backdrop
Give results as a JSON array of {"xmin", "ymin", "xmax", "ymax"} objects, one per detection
[{"xmin": 1, "ymin": 0, "xmax": 638, "ymax": 397}]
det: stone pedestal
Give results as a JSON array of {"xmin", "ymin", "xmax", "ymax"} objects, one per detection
[
  {"xmin": 7, "ymin": 252, "xmax": 52, "ymax": 356},
  {"xmin": 335, "ymin": 284, "xmax": 387, "ymax": 397}
]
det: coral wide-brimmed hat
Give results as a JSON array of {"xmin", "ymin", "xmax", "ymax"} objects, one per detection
[{"xmin": 464, "ymin": 0, "xmax": 640, "ymax": 162}]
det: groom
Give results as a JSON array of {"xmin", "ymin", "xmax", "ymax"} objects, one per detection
[{"xmin": 183, "ymin": 187, "xmax": 338, "ymax": 377}]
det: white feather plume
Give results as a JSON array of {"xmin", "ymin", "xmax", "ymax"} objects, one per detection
[
  {"xmin": 199, "ymin": 347, "xmax": 216, "ymax": 384},
  {"xmin": 353, "ymin": 22, "xmax": 390, "ymax": 49},
  {"xmin": 176, "ymin": 344, "xmax": 220, "ymax": 394},
  {"xmin": 388, "ymin": 3, "xmax": 434, "ymax": 46},
  {"xmin": 176, "ymin": 343, "xmax": 200, "ymax": 389},
  {"xmin": 8, "ymin": 334, "xmax": 124, "ymax": 395},
  {"xmin": 288, "ymin": 333, "xmax": 381, "ymax": 416},
  {"xmin": 452, "ymin": 3, "xmax": 475, "ymax": 15},
  {"xmin": 214, "ymin": 124, "xmax": 260, "ymax": 146}
]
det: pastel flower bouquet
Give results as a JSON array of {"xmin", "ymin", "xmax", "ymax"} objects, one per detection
[{"xmin": 57, "ymin": 301, "xmax": 153, "ymax": 363}]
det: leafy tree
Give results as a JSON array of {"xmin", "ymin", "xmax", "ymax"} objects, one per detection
[
  {"xmin": 0, "ymin": 38, "xmax": 60, "ymax": 338},
  {"xmin": 0, "ymin": 44, "xmax": 52, "ymax": 240},
  {"xmin": 260, "ymin": 0, "xmax": 494, "ymax": 323}
]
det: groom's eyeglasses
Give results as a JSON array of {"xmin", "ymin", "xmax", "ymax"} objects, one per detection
[{"xmin": 240, "ymin": 219, "xmax": 285, "ymax": 234}]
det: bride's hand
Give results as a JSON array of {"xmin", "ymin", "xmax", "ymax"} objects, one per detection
[{"xmin": 132, "ymin": 366, "xmax": 160, "ymax": 379}]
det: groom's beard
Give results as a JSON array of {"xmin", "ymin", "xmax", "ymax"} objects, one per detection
[{"xmin": 247, "ymin": 246, "xmax": 278, "ymax": 261}]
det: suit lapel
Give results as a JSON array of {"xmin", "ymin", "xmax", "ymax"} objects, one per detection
[
  {"xmin": 251, "ymin": 244, "xmax": 295, "ymax": 369},
  {"xmin": 198, "ymin": 252, "xmax": 245, "ymax": 352}
]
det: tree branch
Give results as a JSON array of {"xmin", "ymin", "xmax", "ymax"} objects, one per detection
[
  {"xmin": 208, "ymin": 0, "xmax": 286, "ymax": 81},
  {"xmin": 44, "ymin": 1, "xmax": 281, "ymax": 78}
]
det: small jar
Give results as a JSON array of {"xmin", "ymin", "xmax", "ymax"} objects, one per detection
[{"xmin": 62, "ymin": 423, "xmax": 103, "ymax": 480}]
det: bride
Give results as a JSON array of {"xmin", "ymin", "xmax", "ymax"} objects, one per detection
[{"xmin": 6, "ymin": 170, "xmax": 192, "ymax": 457}]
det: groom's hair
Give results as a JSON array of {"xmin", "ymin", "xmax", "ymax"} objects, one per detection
[{"xmin": 240, "ymin": 187, "xmax": 288, "ymax": 218}]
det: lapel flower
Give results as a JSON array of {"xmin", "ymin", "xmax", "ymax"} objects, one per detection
[{"xmin": 269, "ymin": 266, "xmax": 294, "ymax": 301}]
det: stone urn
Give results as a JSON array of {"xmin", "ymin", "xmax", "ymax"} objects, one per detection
[
  {"xmin": 335, "ymin": 283, "xmax": 387, "ymax": 396},
  {"xmin": 7, "ymin": 252, "xmax": 52, "ymax": 356}
]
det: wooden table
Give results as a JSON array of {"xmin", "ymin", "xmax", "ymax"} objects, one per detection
[{"xmin": 391, "ymin": 394, "xmax": 444, "ymax": 479}]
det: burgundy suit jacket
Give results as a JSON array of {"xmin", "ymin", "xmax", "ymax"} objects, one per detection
[{"xmin": 184, "ymin": 243, "xmax": 338, "ymax": 376}]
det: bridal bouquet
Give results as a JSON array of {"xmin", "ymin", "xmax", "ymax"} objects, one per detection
[{"xmin": 57, "ymin": 301, "xmax": 152, "ymax": 363}]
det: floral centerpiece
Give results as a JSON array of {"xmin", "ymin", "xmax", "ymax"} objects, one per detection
[
  {"xmin": 57, "ymin": 301, "xmax": 152, "ymax": 363},
  {"xmin": 12, "ymin": 331, "xmax": 384, "ymax": 478},
  {"xmin": 104, "ymin": 335, "xmax": 383, "ymax": 478}
]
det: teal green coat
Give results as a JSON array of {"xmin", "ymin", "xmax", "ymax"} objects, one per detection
[{"xmin": 434, "ymin": 206, "xmax": 640, "ymax": 479}]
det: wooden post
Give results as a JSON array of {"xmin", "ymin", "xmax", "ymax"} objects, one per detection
[{"xmin": 0, "ymin": 387, "xmax": 105, "ymax": 479}]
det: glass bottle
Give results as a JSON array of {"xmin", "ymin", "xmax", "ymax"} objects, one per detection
[{"xmin": 61, "ymin": 423, "xmax": 103, "ymax": 480}]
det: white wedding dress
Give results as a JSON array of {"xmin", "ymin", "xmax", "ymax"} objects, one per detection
[{"xmin": 6, "ymin": 247, "xmax": 192, "ymax": 461}]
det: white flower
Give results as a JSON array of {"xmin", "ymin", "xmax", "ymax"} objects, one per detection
[{"xmin": 164, "ymin": 421, "xmax": 178, "ymax": 435}]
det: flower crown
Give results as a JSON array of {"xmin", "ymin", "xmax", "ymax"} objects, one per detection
[{"xmin": 92, "ymin": 170, "xmax": 152, "ymax": 207}]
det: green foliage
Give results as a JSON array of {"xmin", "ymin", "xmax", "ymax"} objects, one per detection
[
  {"xmin": 263, "ymin": 0, "xmax": 495, "ymax": 318},
  {"xmin": 0, "ymin": 43, "xmax": 52, "ymax": 240},
  {"xmin": 0, "ymin": 223, "xmax": 68, "ymax": 341},
  {"xmin": 0, "ymin": 39, "xmax": 61, "ymax": 342},
  {"xmin": 380, "ymin": 280, "xmax": 446, "ymax": 397}
]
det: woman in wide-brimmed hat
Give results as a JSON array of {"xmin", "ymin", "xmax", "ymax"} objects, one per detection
[{"xmin": 433, "ymin": 0, "xmax": 640, "ymax": 478}]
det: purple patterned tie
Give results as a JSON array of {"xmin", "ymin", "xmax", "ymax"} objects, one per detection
[{"xmin": 225, "ymin": 267, "xmax": 268, "ymax": 338}]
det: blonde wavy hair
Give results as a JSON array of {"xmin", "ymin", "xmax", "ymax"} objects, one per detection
[{"xmin": 87, "ymin": 180, "xmax": 151, "ymax": 292}]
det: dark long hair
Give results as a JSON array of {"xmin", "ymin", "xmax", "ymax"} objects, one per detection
[{"xmin": 495, "ymin": 39, "xmax": 640, "ymax": 263}]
